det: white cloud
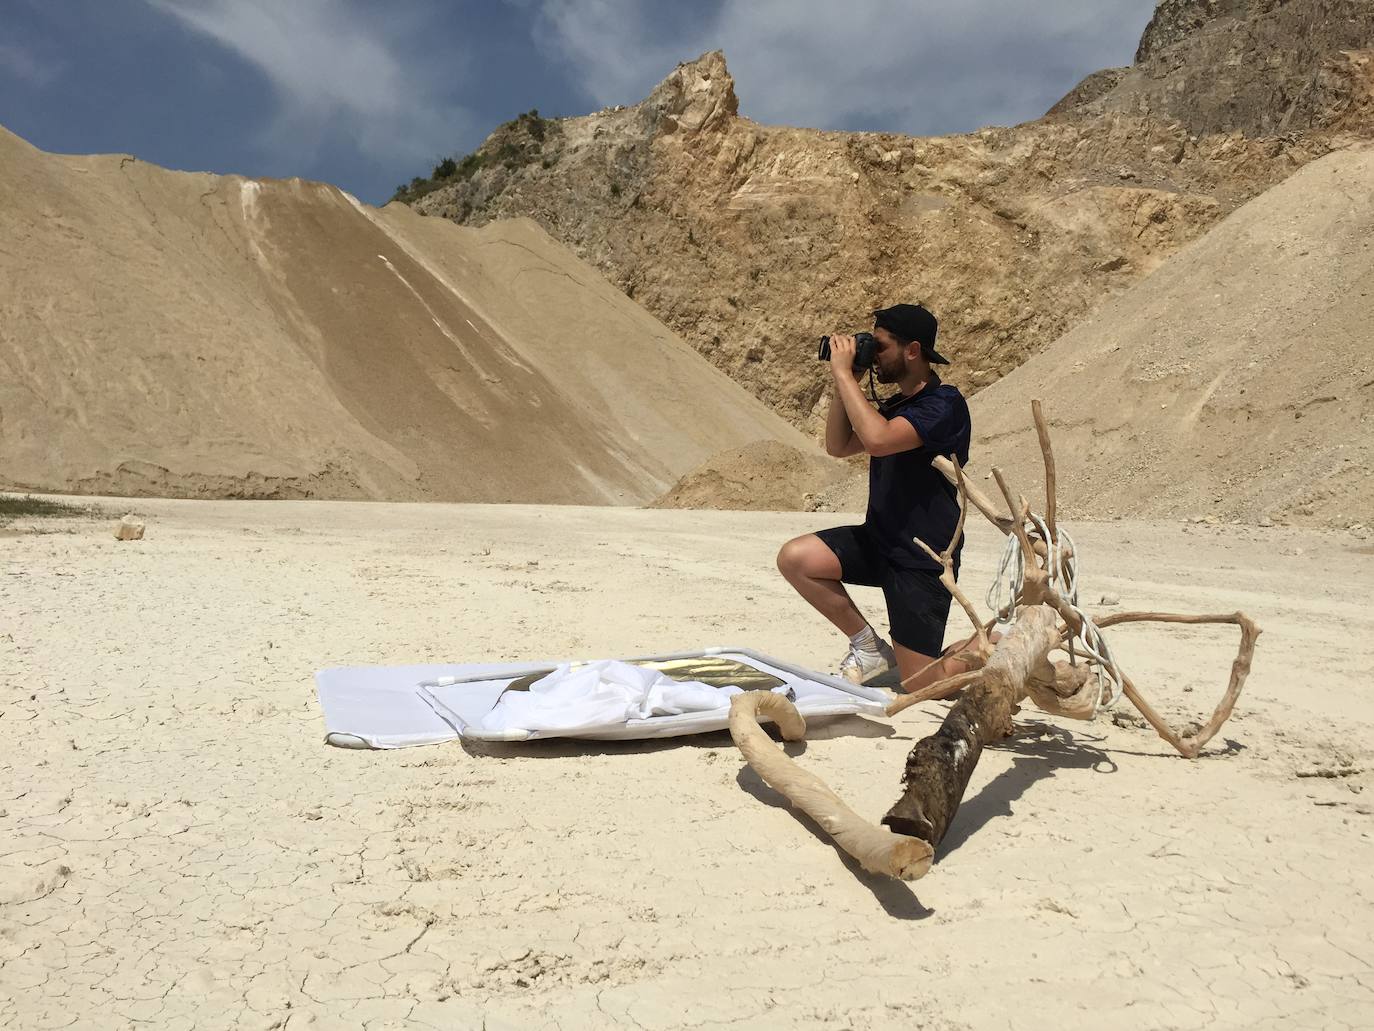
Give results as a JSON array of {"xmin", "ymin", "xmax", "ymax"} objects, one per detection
[
  {"xmin": 148, "ymin": 0, "xmax": 471, "ymax": 165},
  {"xmin": 527, "ymin": 0, "xmax": 691, "ymax": 109},
  {"xmin": 524, "ymin": 0, "xmax": 1153, "ymax": 135},
  {"xmin": 0, "ymin": 41, "xmax": 62, "ymax": 88}
]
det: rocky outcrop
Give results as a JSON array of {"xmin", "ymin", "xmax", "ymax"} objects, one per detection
[
  {"xmin": 1134, "ymin": 0, "xmax": 1243, "ymax": 62},
  {"xmin": 411, "ymin": 4, "xmax": 1370, "ymax": 438},
  {"xmin": 1056, "ymin": 0, "xmax": 1374, "ymax": 136},
  {"xmin": 644, "ymin": 50, "xmax": 739, "ymax": 134}
]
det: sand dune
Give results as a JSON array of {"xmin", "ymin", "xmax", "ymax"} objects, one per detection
[
  {"xmin": 969, "ymin": 146, "xmax": 1374, "ymax": 526},
  {"xmin": 0, "ymin": 126, "xmax": 809, "ymax": 504}
]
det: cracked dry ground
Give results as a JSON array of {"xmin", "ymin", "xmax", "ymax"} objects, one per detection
[{"xmin": 3, "ymin": 499, "xmax": 1372, "ymax": 1030}]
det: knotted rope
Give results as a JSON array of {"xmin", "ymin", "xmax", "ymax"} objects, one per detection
[{"xmin": 986, "ymin": 518, "xmax": 1124, "ymax": 714}]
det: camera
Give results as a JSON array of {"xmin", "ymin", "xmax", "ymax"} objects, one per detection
[{"xmin": 818, "ymin": 332, "xmax": 880, "ymax": 372}]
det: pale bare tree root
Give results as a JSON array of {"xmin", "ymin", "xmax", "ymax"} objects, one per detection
[{"xmin": 728, "ymin": 691, "xmax": 933, "ymax": 880}]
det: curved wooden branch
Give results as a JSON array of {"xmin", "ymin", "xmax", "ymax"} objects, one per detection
[
  {"xmin": 933, "ymin": 455, "xmax": 1071, "ymax": 567},
  {"xmin": 728, "ymin": 692, "xmax": 933, "ymax": 880},
  {"xmin": 932, "ymin": 455, "xmax": 1011, "ymax": 533},
  {"xmin": 887, "ymin": 669, "xmax": 985, "ymax": 716},
  {"xmin": 1055, "ymin": 612, "xmax": 1260, "ymax": 756},
  {"xmin": 1056, "ymin": 611, "xmax": 1261, "ymax": 758},
  {"xmin": 1025, "ymin": 660, "xmax": 1097, "ymax": 720},
  {"xmin": 911, "ymin": 459, "xmax": 991, "ymax": 666}
]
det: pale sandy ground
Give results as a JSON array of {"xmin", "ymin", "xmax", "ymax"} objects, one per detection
[{"xmin": 3, "ymin": 498, "xmax": 1373, "ymax": 1030}]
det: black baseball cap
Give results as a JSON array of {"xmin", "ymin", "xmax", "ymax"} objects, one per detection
[{"xmin": 873, "ymin": 303, "xmax": 949, "ymax": 365}]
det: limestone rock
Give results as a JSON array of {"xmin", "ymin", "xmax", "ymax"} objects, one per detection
[
  {"xmin": 645, "ymin": 50, "xmax": 739, "ymax": 135},
  {"xmin": 1053, "ymin": 0, "xmax": 1374, "ymax": 137},
  {"xmin": 114, "ymin": 515, "xmax": 145, "ymax": 541}
]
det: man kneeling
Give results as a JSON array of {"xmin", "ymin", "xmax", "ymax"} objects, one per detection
[{"xmin": 778, "ymin": 303, "xmax": 972, "ymax": 692}]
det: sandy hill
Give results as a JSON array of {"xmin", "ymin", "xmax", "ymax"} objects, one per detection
[
  {"xmin": 0, "ymin": 126, "xmax": 812, "ymax": 504},
  {"xmin": 647, "ymin": 439, "xmax": 851, "ymax": 512},
  {"xmin": 410, "ymin": 0, "xmax": 1373, "ymax": 433},
  {"xmin": 965, "ymin": 145, "xmax": 1374, "ymax": 527}
]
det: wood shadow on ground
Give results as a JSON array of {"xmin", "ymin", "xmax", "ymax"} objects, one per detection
[
  {"xmin": 734, "ymin": 766, "xmax": 933, "ymax": 922},
  {"xmin": 935, "ymin": 722, "xmax": 1118, "ymax": 861}
]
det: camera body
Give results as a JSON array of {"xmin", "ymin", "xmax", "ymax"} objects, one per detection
[{"xmin": 818, "ymin": 332, "xmax": 880, "ymax": 372}]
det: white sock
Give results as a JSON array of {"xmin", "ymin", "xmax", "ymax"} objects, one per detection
[{"xmin": 849, "ymin": 624, "xmax": 882, "ymax": 654}]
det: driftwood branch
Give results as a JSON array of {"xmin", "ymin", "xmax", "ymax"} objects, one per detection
[
  {"xmin": 1025, "ymin": 660, "xmax": 1097, "ymax": 720},
  {"xmin": 882, "ymin": 605, "xmax": 1061, "ymax": 844},
  {"xmin": 1066, "ymin": 611, "xmax": 1261, "ymax": 758},
  {"xmin": 1031, "ymin": 399, "xmax": 1057, "ymax": 546},
  {"xmin": 895, "ymin": 405, "xmax": 1261, "ymax": 845},
  {"xmin": 728, "ymin": 691, "xmax": 933, "ymax": 880},
  {"xmin": 904, "ymin": 459, "xmax": 992, "ymax": 696},
  {"xmin": 886, "ymin": 669, "xmax": 985, "ymax": 715},
  {"xmin": 932, "ymin": 455, "xmax": 1011, "ymax": 534}
]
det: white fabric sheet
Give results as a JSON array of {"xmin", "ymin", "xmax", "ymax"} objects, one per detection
[
  {"xmin": 480, "ymin": 660, "xmax": 743, "ymax": 733},
  {"xmin": 315, "ymin": 647, "xmax": 889, "ymax": 748}
]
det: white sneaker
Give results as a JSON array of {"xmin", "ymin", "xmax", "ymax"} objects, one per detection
[{"xmin": 839, "ymin": 638, "xmax": 896, "ymax": 685}]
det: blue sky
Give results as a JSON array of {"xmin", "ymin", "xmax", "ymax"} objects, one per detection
[{"xmin": 0, "ymin": 0, "xmax": 1155, "ymax": 206}]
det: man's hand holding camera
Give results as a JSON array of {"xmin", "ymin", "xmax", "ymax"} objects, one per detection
[{"xmin": 826, "ymin": 334, "xmax": 859, "ymax": 379}]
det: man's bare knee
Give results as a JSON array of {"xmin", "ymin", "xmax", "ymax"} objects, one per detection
[
  {"xmin": 776, "ymin": 538, "xmax": 801, "ymax": 576},
  {"xmin": 777, "ymin": 536, "xmax": 822, "ymax": 579}
]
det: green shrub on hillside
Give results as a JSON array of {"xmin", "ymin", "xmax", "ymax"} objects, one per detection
[{"xmin": 390, "ymin": 110, "xmax": 562, "ymax": 205}]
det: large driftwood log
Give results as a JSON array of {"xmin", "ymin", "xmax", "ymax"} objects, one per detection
[{"xmin": 882, "ymin": 605, "xmax": 1060, "ymax": 842}]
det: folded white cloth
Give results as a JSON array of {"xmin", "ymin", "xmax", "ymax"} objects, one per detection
[{"xmin": 479, "ymin": 659, "xmax": 746, "ymax": 734}]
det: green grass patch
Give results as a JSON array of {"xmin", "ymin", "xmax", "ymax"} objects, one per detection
[{"xmin": 0, "ymin": 493, "xmax": 103, "ymax": 525}]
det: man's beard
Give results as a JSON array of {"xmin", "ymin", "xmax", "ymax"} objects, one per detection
[{"xmin": 875, "ymin": 362, "xmax": 901, "ymax": 384}]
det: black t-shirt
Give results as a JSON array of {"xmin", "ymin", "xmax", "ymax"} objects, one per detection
[{"xmin": 865, "ymin": 376, "xmax": 972, "ymax": 573}]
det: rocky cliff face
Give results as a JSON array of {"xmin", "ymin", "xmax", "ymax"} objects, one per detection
[
  {"xmin": 412, "ymin": 3, "xmax": 1371, "ymax": 432},
  {"xmin": 1055, "ymin": 0, "xmax": 1374, "ymax": 136}
]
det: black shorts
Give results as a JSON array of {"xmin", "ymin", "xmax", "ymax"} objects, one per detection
[{"xmin": 814, "ymin": 524, "xmax": 953, "ymax": 656}]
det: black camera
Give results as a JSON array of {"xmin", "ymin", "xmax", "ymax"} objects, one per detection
[{"xmin": 818, "ymin": 332, "xmax": 880, "ymax": 372}]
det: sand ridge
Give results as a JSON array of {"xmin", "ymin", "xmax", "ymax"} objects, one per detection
[
  {"xmin": 967, "ymin": 146, "xmax": 1374, "ymax": 527},
  {"xmin": 0, "ymin": 125, "xmax": 811, "ymax": 505}
]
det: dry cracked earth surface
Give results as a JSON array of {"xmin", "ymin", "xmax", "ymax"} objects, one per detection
[{"xmin": 3, "ymin": 499, "xmax": 1373, "ymax": 1029}]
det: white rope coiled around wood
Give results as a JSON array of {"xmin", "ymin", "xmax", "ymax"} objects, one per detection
[{"xmin": 985, "ymin": 518, "xmax": 1124, "ymax": 714}]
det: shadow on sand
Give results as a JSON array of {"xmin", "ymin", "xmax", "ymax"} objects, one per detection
[
  {"xmin": 458, "ymin": 713, "xmax": 894, "ymax": 760},
  {"xmin": 458, "ymin": 714, "xmax": 1121, "ymax": 919},
  {"xmin": 734, "ymin": 766, "xmax": 934, "ymax": 922},
  {"xmin": 935, "ymin": 721, "xmax": 1118, "ymax": 860}
]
